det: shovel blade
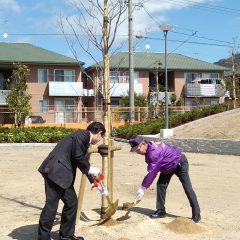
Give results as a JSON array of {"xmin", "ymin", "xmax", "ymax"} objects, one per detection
[
  {"xmin": 105, "ymin": 199, "xmax": 119, "ymax": 218},
  {"xmin": 122, "ymin": 195, "xmax": 142, "ymax": 210}
]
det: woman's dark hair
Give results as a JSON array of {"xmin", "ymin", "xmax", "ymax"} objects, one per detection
[{"xmin": 87, "ymin": 122, "xmax": 106, "ymax": 136}]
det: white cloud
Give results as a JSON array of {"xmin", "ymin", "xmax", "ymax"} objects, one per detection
[{"xmin": 0, "ymin": 0, "xmax": 21, "ymax": 13}]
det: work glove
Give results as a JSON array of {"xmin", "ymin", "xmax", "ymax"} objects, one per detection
[
  {"xmin": 137, "ymin": 186, "xmax": 146, "ymax": 198},
  {"xmin": 88, "ymin": 166, "xmax": 100, "ymax": 177},
  {"xmin": 98, "ymin": 185, "xmax": 109, "ymax": 196}
]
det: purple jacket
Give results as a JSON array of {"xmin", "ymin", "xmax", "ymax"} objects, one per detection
[{"xmin": 141, "ymin": 141, "xmax": 182, "ymax": 188}]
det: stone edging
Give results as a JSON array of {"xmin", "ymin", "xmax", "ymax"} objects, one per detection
[{"xmin": 143, "ymin": 137, "xmax": 240, "ymax": 156}]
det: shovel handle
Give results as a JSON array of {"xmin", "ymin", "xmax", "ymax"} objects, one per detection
[
  {"xmin": 106, "ymin": 195, "xmax": 113, "ymax": 204},
  {"xmin": 98, "ymin": 182, "xmax": 113, "ymax": 204}
]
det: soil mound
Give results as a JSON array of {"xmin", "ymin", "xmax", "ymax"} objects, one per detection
[
  {"xmin": 165, "ymin": 217, "xmax": 205, "ymax": 234},
  {"xmin": 99, "ymin": 218, "xmax": 123, "ymax": 226}
]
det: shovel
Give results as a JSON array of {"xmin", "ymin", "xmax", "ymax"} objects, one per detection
[
  {"xmin": 122, "ymin": 194, "xmax": 142, "ymax": 210},
  {"xmin": 99, "ymin": 182, "xmax": 119, "ymax": 218},
  {"xmin": 105, "ymin": 195, "xmax": 119, "ymax": 218}
]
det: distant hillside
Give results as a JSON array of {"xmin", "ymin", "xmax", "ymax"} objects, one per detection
[{"xmin": 214, "ymin": 53, "xmax": 240, "ymax": 68}]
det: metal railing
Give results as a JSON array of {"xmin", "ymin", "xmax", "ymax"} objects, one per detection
[{"xmin": 0, "ymin": 105, "xmax": 216, "ymax": 126}]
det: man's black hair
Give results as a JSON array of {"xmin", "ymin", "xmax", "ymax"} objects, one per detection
[{"xmin": 87, "ymin": 122, "xmax": 106, "ymax": 136}]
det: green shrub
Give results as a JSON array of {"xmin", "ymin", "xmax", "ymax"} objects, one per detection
[
  {"xmin": 115, "ymin": 104, "xmax": 230, "ymax": 139},
  {"xmin": 0, "ymin": 127, "xmax": 75, "ymax": 143},
  {"xmin": 0, "ymin": 104, "xmax": 231, "ymax": 142}
]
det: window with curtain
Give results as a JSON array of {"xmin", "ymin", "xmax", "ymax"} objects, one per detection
[
  {"xmin": 110, "ymin": 71, "xmax": 120, "ymax": 83},
  {"xmin": 202, "ymin": 73, "xmax": 220, "ymax": 84},
  {"xmin": 185, "ymin": 73, "xmax": 199, "ymax": 83},
  {"xmin": 38, "ymin": 69, "xmax": 48, "ymax": 83},
  {"xmin": 39, "ymin": 100, "xmax": 49, "ymax": 113},
  {"xmin": 54, "ymin": 70, "xmax": 75, "ymax": 82}
]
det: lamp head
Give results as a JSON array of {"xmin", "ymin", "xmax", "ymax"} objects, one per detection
[{"xmin": 160, "ymin": 25, "xmax": 173, "ymax": 32}]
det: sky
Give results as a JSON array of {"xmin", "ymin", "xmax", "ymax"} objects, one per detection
[{"xmin": 0, "ymin": 0, "xmax": 240, "ymax": 67}]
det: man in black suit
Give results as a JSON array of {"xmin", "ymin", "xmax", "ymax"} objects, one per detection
[{"xmin": 38, "ymin": 122, "xmax": 106, "ymax": 240}]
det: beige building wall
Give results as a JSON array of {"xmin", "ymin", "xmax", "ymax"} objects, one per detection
[
  {"xmin": 138, "ymin": 70, "xmax": 149, "ymax": 96},
  {"xmin": 174, "ymin": 71, "xmax": 185, "ymax": 99},
  {"xmin": 26, "ymin": 64, "xmax": 81, "ymax": 112}
]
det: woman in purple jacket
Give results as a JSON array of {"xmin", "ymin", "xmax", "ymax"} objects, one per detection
[{"xmin": 129, "ymin": 136, "xmax": 201, "ymax": 223}]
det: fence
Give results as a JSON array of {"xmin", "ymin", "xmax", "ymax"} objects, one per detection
[{"xmin": 0, "ymin": 104, "xmax": 238, "ymax": 127}]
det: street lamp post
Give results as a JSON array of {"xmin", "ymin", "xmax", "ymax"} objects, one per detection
[{"xmin": 160, "ymin": 24, "xmax": 173, "ymax": 138}]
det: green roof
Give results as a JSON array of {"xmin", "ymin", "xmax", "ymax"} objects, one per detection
[
  {"xmin": 0, "ymin": 42, "xmax": 83, "ymax": 65},
  {"xmin": 89, "ymin": 52, "xmax": 229, "ymax": 71}
]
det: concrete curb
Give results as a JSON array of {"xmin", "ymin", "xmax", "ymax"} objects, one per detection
[
  {"xmin": 0, "ymin": 143, "xmax": 56, "ymax": 147},
  {"xmin": 1, "ymin": 138, "xmax": 239, "ymax": 156}
]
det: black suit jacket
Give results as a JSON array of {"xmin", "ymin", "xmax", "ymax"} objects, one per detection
[{"xmin": 38, "ymin": 130, "xmax": 94, "ymax": 189}]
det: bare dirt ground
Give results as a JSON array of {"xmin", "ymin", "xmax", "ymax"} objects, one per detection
[{"xmin": 0, "ymin": 109, "xmax": 240, "ymax": 240}]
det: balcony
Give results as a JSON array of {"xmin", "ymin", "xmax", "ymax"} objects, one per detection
[
  {"xmin": 110, "ymin": 83, "xmax": 143, "ymax": 97},
  {"xmin": 49, "ymin": 82, "xmax": 84, "ymax": 97},
  {"xmin": 0, "ymin": 90, "xmax": 10, "ymax": 105},
  {"xmin": 185, "ymin": 83, "xmax": 224, "ymax": 97}
]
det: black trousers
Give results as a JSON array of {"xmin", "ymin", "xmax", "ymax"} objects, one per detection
[
  {"xmin": 38, "ymin": 178, "xmax": 77, "ymax": 240},
  {"xmin": 156, "ymin": 154, "xmax": 200, "ymax": 217}
]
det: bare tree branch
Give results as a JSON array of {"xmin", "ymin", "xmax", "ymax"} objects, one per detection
[{"xmin": 59, "ymin": 0, "xmax": 129, "ymax": 101}]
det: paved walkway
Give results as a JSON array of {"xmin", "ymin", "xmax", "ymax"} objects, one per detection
[{"xmin": 1, "ymin": 137, "xmax": 239, "ymax": 156}]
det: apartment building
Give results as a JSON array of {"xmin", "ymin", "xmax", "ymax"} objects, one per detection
[
  {"xmin": 86, "ymin": 52, "xmax": 229, "ymax": 107},
  {"xmin": 0, "ymin": 42, "xmax": 91, "ymax": 124},
  {"xmin": 0, "ymin": 43, "xmax": 229, "ymax": 124}
]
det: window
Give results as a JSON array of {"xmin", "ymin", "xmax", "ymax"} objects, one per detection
[
  {"xmin": 54, "ymin": 70, "xmax": 75, "ymax": 82},
  {"xmin": 123, "ymin": 71, "xmax": 139, "ymax": 83},
  {"xmin": 202, "ymin": 73, "xmax": 220, "ymax": 84},
  {"xmin": 202, "ymin": 73, "xmax": 219, "ymax": 79},
  {"xmin": 0, "ymin": 73, "xmax": 3, "ymax": 89},
  {"xmin": 123, "ymin": 71, "xmax": 129, "ymax": 83},
  {"xmin": 54, "ymin": 99, "xmax": 75, "ymax": 123},
  {"xmin": 185, "ymin": 73, "xmax": 199, "ymax": 83},
  {"xmin": 39, "ymin": 100, "xmax": 49, "ymax": 113},
  {"xmin": 111, "ymin": 99, "xmax": 120, "ymax": 106},
  {"xmin": 110, "ymin": 71, "xmax": 120, "ymax": 83},
  {"xmin": 55, "ymin": 99, "xmax": 75, "ymax": 110},
  {"xmin": 134, "ymin": 71, "xmax": 139, "ymax": 83},
  {"xmin": 38, "ymin": 69, "xmax": 48, "ymax": 83}
]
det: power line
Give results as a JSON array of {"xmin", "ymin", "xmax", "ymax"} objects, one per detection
[
  {"xmin": 4, "ymin": 32, "xmax": 238, "ymax": 49},
  {"xmin": 172, "ymin": 30, "xmax": 235, "ymax": 45},
  {"xmin": 140, "ymin": 4, "xmax": 238, "ymax": 50},
  {"xmin": 170, "ymin": 31, "xmax": 197, "ymax": 54},
  {"xmin": 171, "ymin": 0, "xmax": 240, "ymax": 16},
  {"xmin": 136, "ymin": 35, "xmax": 239, "ymax": 48}
]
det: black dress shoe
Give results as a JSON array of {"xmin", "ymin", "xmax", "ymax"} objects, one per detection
[
  {"xmin": 150, "ymin": 209, "xmax": 166, "ymax": 218},
  {"xmin": 192, "ymin": 214, "xmax": 201, "ymax": 223},
  {"xmin": 59, "ymin": 235, "xmax": 84, "ymax": 240}
]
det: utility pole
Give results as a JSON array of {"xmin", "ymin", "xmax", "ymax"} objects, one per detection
[
  {"xmin": 231, "ymin": 50, "xmax": 237, "ymax": 109},
  {"xmin": 128, "ymin": 0, "xmax": 135, "ymax": 122}
]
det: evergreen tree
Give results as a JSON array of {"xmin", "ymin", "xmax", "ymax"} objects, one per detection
[
  {"xmin": 120, "ymin": 92, "xmax": 148, "ymax": 107},
  {"xmin": 7, "ymin": 64, "xmax": 32, "ymax": 127}
]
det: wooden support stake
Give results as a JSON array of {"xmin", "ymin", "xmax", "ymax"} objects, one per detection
[
  {"xmin": 76, "ymin": 173, "xmax": 87, "ymax": 226},
  {"xmin": 109, "ymin": 139, "xmax": 114, "ymax": 202},
  {"xmin": 76, "ymin": 147, "xmax": 98, "ymax": 226}
]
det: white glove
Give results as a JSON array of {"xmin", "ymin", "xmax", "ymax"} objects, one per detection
[
  {"xmin": 137, "ymin": 186, "xmax": 146, "ymax": 198},
  {"xmin": 88, "ymin": 166, "xmax": 100, "ymax": 176},
  {"xmin": 98, "ymin": 185, "xmax": 109, "ymax": 196}
]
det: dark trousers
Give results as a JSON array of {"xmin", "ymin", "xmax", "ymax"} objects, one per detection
[
  {"xmin": 156, "ymin": 155, "xmax": 200, "ymax": 217},
  {"xmin": 38, "ymin": 178, "xmax": 78, "ymax": 240}
]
